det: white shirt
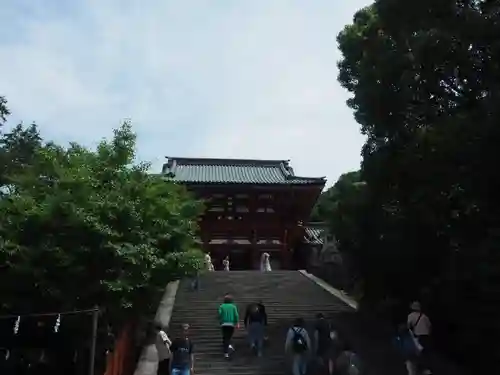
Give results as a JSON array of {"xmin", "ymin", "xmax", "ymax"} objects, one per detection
[
  {"xmin": 155, "ymin": 330, "xmax": 172, "ymax": 360},
  {"xmin": 407, "ymin": 312, "xmax": 432, "ymax": 336}
]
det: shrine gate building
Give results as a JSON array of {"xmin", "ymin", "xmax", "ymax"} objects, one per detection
[{"xmin": 162, "ymin": 157, "xmax": 326, "ymax": 270}]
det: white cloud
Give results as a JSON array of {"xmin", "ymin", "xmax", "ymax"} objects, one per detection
[{"xmin": 0, "ymin": 0, "xmax": 371, "ymax": 186}]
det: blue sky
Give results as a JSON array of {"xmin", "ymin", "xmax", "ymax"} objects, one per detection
[{"xmin": 0, "ymin": 0, "xmax": 370, "ymax": 186}]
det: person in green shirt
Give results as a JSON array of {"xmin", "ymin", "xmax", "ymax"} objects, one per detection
[{"xmin": 218, "ymin": 294, "xmax": 239, "ymax": 358}]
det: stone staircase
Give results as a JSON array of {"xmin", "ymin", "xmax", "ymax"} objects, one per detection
[
  {"xmin": 167, "ymin": 271, "xmax": 356, "ymax": 375},
  {"xmin": 161, "ymin": 271, "xmax": 465, "ymax": 375}
]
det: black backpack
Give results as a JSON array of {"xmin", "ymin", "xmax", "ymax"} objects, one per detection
[
  {"xmin": 250, "ymin": 304, "xmax": 260, "ymax": 317},
  {"xmin": 292, "ymin": 328, "xmax": 308, "ymax": 353},
  {"xmin": 316, "ymin": 320, "xmax": 332, "ymax": 348}
]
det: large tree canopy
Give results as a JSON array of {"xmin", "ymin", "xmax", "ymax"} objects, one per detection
[
  {"xmin": 0, "ymin": 108, "xmax": 203, "ymax": 323},
  {"xmin": 334, "ymin": 0, "xmax": 500, "ymax": 369}
]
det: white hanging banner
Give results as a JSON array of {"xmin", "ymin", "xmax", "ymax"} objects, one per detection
[
  {"xmin": 13, "ymin": 316, "xmax": 20, "ymax": 335},
  {"xmin": 54, "ymin": 314, "xmax": 61, "ymax": 333}
]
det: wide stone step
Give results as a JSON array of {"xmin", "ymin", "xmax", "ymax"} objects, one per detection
[
  {"xmin": 168, "ymin": 319, "xmax": 345, "ymax": 330},
  {"xmin": 190, "ymin": 367, "xmax": 284, "ymax": 375},
  {"xmin": 191, "ymin": 360, "xmax": 286, "ymax": 372},
  {"xmin": 175, "ymin": 294, "xmax": 349, "ymax": 303},
  {"xmin": 164, "ymin": 343, "xmax": 287, "ymax": 355},
  {"xmin": 171, "ymin": 310, "xmax": 338, "ymax": 316},
  {"xmin": 175, "ymin": 304, "xmax": 345, "ymax": 309},
  {"xmin": 175, "ymin": 289, "xmax": 345, "ymax": 297}
]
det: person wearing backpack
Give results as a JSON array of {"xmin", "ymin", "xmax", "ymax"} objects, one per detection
[
  {"xmin": 314, "ymin": 313, "xmax": 338, "ymax": 374},
  {"xmin": 244, "ymin": 301, "xmax": 268, "ymax": 357},
  {"xmin": 313, "ymin": 313, "xmax": 331, "ymax": 361},
  {"xmin": 336, "ymin": 340, "xmax": 363, "ymax": 375},
  {"xmin": 285, "ymin": 318, "xmax": 311, "ymax": 375}
]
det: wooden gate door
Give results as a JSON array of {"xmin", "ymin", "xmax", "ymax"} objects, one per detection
[{"xmin": 229, "ymin": 248, "xmax": 251, "ymax": 270}]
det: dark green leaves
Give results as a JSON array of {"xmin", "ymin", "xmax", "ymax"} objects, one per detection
[
  {"xmin": 0, "ymin": 120, "xmax": 204, "ymax": 321},
  {"xmin": 0, "ymin": 96, "xmax": 9, "ymax": 126},
  {"xmin": 335, "ymin": 0, "xmax": 500, "ymax": 368}
]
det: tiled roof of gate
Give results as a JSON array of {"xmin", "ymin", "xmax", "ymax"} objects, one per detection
[{"xmin": 162, "ymin": 157, "xmax": 326, "ymax": 185}]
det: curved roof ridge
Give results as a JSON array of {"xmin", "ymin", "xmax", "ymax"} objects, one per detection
[
  {"xmin": 161, "ymin": 156, "xmax": 327, "ymax": 186},
  {"xmin": 165, "ymin": 156, "xmax": 288, "ymax": 166},
  {"xmin": 279, "ymin": 160, "xmax": 293, "ymax": 177},
  {"xmin": 287, "ymin": 175, "xmax": 326, "ymax": 181}
]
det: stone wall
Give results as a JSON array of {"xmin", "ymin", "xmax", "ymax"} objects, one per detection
[{"xmin": 306, "ymin": 235, "xmax": 350, "ymax": 291}]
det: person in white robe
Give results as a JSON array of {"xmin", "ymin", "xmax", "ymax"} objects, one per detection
[
  {"xmin": 205, "ymin": 253, "xmax": 215, "ymax": 271},
  {"xmin": 223, "ymin": 256, "xmax": 230, "ymax": 271},
  {"xmin": 260, "ymin": 252, "xmax": 272, "ymax": 272}
]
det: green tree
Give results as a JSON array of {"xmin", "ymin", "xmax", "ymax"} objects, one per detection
[
  {"xmin": 311, "ymin": 172, "xmax": 365, "ymax": 249},
  {"xmin": 0, "ymin": 96, "xmax": 9, "ymax": 126},
  {"xmin": 337, "ymin": 0, "xmax": 500, "ymax": 368},
  {"xmin": 0, "ymin": 123, "xmax": 43, "ymax": 193},
  {"xmin": 0, "ymin": 121, "xmax": 204, "ymax": 323},
  {"xmin": 0, "ymin": 96, "xmax": 42, "ymax": 194},
  {"xmin": 311, "ymin": 171, "xmax": 368, "ymax": 290},
  {"xmin": 311, "ymin": 173, "xmax": 359, "ymax": 223}
]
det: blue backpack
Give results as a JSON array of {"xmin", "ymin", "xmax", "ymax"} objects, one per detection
[{"xmin": 394, "ymin": 330, "xmax": 419, "ymax": 357}]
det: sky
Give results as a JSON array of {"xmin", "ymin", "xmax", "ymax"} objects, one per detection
[{"xmin": 0, "ymin": 0, "xmax": 370, "ymax": 186}]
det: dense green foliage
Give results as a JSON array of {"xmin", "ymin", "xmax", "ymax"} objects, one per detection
[
  {"xmin": 310, "ymin": 171, "xmax": 367, "ymax": 293},
  {"xmin": 0, "ymin": 100, "xmax": 204, "ymax": 323},
  {"xmin": 318, "ymin": 0, "xmax": 500, "ymax": 369},
  {"xmin": 0, "ymin": 96, "xmax": 9, "ymax": 125}
]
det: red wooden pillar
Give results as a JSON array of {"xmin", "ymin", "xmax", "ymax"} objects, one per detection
[
  {"xmin": 103, "ymin": 322, "xmax": 134, "ymax": 375},
  {"xmin": 251, "ymin": 229, "xmax": 258, "ymax": 269},
  {"xmin": 250, "ymin": 193, "xmax": 258, "ymax": 270},
  {"xmin": 200, "ymin": 227, "xmax": 209, "ymax": 254},
  {"xmin": 281, "ymin": 228, "xmax": 290, "ymax": 269}
]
